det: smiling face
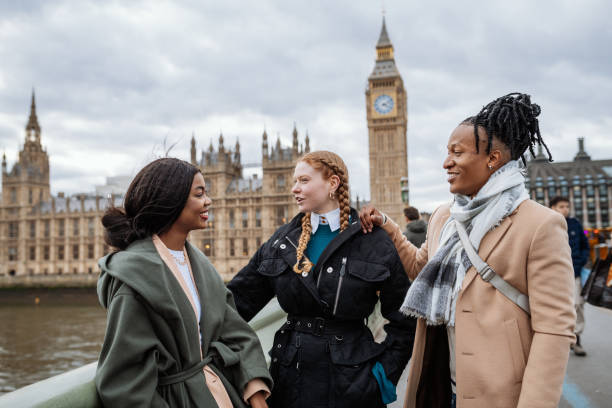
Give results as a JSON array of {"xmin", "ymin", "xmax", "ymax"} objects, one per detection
[
  {"xmin": 443, "ymin": 124, "xmax": 508, "ymax": 197},
  {"xmin": 291, "ymin": 161, "xmax": 339, "ymax": 214},
  {"xmin": 173, "ymin": 172, "xmax": 212, "ymax": 233}
]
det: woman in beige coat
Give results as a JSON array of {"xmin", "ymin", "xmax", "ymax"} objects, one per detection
[{"xmin": 360, "ymin": 93, "xmax": 576, "ymax": 408}]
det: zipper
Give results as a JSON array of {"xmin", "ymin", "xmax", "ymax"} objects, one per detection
[
  {"xmin": 284, "ymin": 236, "xmax": 298, "ymax": 250},
  {"xmin": 332, "ymin": 257, "xmax": 347, "ymax": 316}
]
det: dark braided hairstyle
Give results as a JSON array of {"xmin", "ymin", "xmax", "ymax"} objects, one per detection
[{"xmin": 462, "ymin": 92, "xmax": 552, "ymax": 165}]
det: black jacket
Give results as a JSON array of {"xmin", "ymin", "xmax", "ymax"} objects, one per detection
[{"xmin": 228, "ymin": 209, "xmax": 416, "ymax": 408}]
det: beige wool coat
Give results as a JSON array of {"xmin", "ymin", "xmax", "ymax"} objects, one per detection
[{"xmin": 382, "ymin": 199, "xmax": 576, "ymax": 408}]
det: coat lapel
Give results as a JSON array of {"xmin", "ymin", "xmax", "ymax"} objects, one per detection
[{"xmin": 460, "ymin": 215, "xmax": 513, "ymax": 292}]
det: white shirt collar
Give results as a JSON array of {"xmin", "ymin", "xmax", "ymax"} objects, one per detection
[{"xmin": 310, "ymin": 207, "xmax": 341, "ymax": 234}]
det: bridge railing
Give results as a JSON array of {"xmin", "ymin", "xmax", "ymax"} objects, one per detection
[{"xmin": 0, "ymin": 299, "xmax": 385, "ymax": 408}]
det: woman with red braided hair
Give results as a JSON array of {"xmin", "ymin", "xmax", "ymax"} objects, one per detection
[{"xmin": 228, "ymin": 151, "xmax": 417, "ymax": 408}]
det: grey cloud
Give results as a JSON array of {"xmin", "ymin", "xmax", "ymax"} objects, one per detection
[{"xmin": 1, "ymin": 0, "xmax": 611, "ymax": 212}]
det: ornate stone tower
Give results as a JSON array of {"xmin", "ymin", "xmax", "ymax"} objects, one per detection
[
  {"xmin": 365, "ymin": 17, "xmax": 409, "ymax": 224},
  {"xmin": 2, "ymin": 91, "xmax": 50, "ymax": 209}
]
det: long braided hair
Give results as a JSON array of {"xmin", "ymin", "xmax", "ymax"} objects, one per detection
[
  {"xmin": 293, "ymin": 151, "xmax": 350, "ymax": 275},
  {"xmin": 463, "ymin": 92, "xmax": 553, "ymax": 164}
]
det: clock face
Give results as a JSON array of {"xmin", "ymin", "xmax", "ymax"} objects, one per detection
[{"xmin": 374, "ymin": 94, "xmax": 394, "ymax": 115}]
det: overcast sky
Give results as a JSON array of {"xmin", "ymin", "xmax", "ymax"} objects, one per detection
[{"xmin": 1, "ymin": 0, "xmax": 611, "ymax": 212}]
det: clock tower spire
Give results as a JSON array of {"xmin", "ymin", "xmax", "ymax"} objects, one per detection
[{"xmin": 365, "ymin": 16, "xmax": 409, "ymax": 224}]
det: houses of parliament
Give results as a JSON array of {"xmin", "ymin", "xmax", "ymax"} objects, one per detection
[{"xmin": 0, "ymin": 19, "xmax": 410, "ymax": 282}]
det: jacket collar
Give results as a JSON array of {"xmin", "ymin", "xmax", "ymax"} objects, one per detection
[{"xmin": 311, "ymin": 207, "xmax": 341, "ymax": 234}]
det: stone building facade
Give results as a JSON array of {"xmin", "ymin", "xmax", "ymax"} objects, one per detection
[
  {"xmin": 1, "ymin": 93, "xmax": 112, "ymax": 278},
  {"xmin": 0, "ymin": 93, "xmax": 307, "ymax": 281},
  {"xmin": 365, "ymin": 17, "xmax": 409, "ymax": 224},
  {"xmin": 188, "ymin": 127, "xmax": 308, "ymax": 280},
  {"xmin": 526, "ymin": 138, "xmax": 612, "ymax": 228}
]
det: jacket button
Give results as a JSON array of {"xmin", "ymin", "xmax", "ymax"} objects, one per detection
[
  {"xmin": 280, "ymin": 244, "xmax": 287, "ymax": 249},
  {"xmin": 273, "ymin": 358, "xmax": 278, "ymax": 362},
  {"xmin": 277, "ymin": 344, "xmax": 282, "ymax": 348},
  {"xmin": 326, "ymin": 266, "xmax": 333, "ymax": 273},
  {"xmin": 301, "ymin": 271, "xmax": 309, "ymax": 277}
]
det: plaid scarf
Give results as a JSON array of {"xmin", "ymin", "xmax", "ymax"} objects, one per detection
[{"xmin": 400, "ymin": 161, "xmax": 529, "ymax": 326}]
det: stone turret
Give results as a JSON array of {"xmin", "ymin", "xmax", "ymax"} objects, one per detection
[
  {"xmin": 262, "ymin": 129, "xmax": 269, "ymax": 158},
  {"xmin": 574, "ymin": 137, "xmax": 591, "ymax": 161},
  {"xmin": 190, "ymin": 133, "xmax": 196, "ymax": 165},
  {"xmin": 292, "ymin": 123, "xmax": 299, "ymax": 154}
]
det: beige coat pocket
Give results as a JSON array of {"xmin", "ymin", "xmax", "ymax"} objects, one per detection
[{"xmin": 503, "ymin": 319, "xmax": 526, "ymax": 383}]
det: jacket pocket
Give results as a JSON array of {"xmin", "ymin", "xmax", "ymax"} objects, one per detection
[
  {"xmin": 257, "ymin": 257, "xmax": 290, "ymax": 277},
  {"xmin": 503, "ymin": 319, "xmax": 526, "ymax": 383},
  {"xmin": 347, "ymin": 260, "xmax": 391, "ymax": 282},
  {"xmin": 329, "ymin": 338, "xmax": 385, "ymax": 405}
]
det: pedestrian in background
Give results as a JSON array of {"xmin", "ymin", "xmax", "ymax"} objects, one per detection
[
  {"xmin": 550, "ymin": 195, "xmax": 590, "ymax": 356},
  {"xmin": 360, "ymin": 93, "xmax": 575, "ymax": 408},
  {"xmin": 403, "ymin": 206, "xmax": 427, "ymax": 248}
]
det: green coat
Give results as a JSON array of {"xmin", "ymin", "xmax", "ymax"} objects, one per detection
[{"xmin": 95, "ymin": 238, "xmax": 273, "ymax": 407}]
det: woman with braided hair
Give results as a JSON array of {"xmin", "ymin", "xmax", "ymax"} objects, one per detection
[
  {"xmin": 360, "ymin": 93, "xmax": 576, "ymax": 408},
  {"xmin": 228, "ymin": 150, "xmax": 417, "ymax": 408}
]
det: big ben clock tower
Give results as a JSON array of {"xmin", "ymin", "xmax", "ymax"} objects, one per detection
[{"xmin": 365, "ymin": 17, "xmax": 409, "ymax": 224}]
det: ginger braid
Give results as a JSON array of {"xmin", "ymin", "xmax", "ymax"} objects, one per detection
[
  {"xmin": 293, "ymin": 151, "xmax": 350, "ymax": 274},
  {"xmin": 293, "ymin": 212, "xmax": 314, "ymax": 274}
]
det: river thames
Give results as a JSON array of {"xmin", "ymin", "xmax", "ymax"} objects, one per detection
[{"xmin": 0, "ymin": 289, "xmax": 106, "ymax": 395}]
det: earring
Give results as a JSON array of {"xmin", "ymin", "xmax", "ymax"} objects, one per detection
[
  {"xmin": 488, "ymin": 164, "xmax": 493, "ymax": 170},
  {"xmin": 329, "ymin": 191, "xmax": 335, "ymax": 200}
]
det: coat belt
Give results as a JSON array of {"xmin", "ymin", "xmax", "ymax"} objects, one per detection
[{"xmin": 158, "ymin": 341, "xmax": 240, "ymax": 386}]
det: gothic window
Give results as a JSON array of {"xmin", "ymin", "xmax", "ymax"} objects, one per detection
[
  {"xmin": 276, "ymin": 175, "xmax": 286, "ymax": 192},
  {"xmin": 229, "ymin": 210, "xmax": 235, "ymax": 229},
  {"xmin": 44, "ymin": 220, "xmax": 50, "ymax": 238},
  {"xmin": 29, "ymin": 246, "xmax": 36, "ymax": 261},
  {"xmin": 10, "ymin": 188, "xmax": 16, "ymax": 203},
  {"xmin": 29, "ymin": 221, "xmax": 36, "ymax": 238},
  {"xmin": 242, "ymin": 209, "xmax": 248, "ymax": 228},
  {"xmin": 275, "ymin": 206, "xmax": 288, "ymax": 226},
  {"xmin": 87, "ymin": 218, "xmax": 94, "ymax": 236},
  {"xmin": 72, "ymin": 244, "xmax": 79, "ymax": 260},
  {"xmin": 256, "ymin": 237, "xmax": 262, "ymax": 248},
  {"xmin": 209, "ymin": 209, "xmax": 215, "ymax": 229},
  {"xmin": 202, "ymin": 239, "xmax": 214, "ymax": 257},
  {"xmin": 242, "ymin": 238, "xmax": 248, "ymax": 256},
  {"xmin": 43, "ymin": 246, "xmax": 50, "ymax": 261},
  {"xmin": 57, "ymin": 245, "xmax": 65, "ymax": 260},
  {"xmin": 8, "ymin": 247, "xmax": 17, "ymax": 261},
  {"xmin": 29, "ymin": 189, "xmax": 33, "ymax": 204},
  {"xmin": 73, "ymin": 219, "xmax": 80, "ymax": 236},
  {"xmin": 229, "ymin": 239, "xmax": 235, "ymax": 256},
  {"xmin": 87, "ymin": 244, "xmax": 94, "ymax": 259},
  {"xmin": 255, "ymin": 208, "xmax": 262, "ymax": 227},
  {"xmin": 58, "ymin": 219, "xmax": 65, "ymax": 237},
  {"xmin": 387, "ymin": 134, "xmax": 393, "ymax": 150},
  {"xmin": 8, "ymin": 222, "xmax": 18, "ymax": 238}
]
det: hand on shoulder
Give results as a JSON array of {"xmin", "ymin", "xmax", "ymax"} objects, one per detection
[{"xmin": 358, "ymin": 205, "xmax": 385, "ymax": 233}]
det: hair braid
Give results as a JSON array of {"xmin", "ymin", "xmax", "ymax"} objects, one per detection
[
  {"xmin": 293, "ymin": 212, "xmax": 313, "ymax": 274},
  {"xmin": 463, "ymin": 92, "xmax": 552, "ymax": 165},
  {"xmin": 293, "ymin": 151, "xmax": 351, "ymax": 274}
]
